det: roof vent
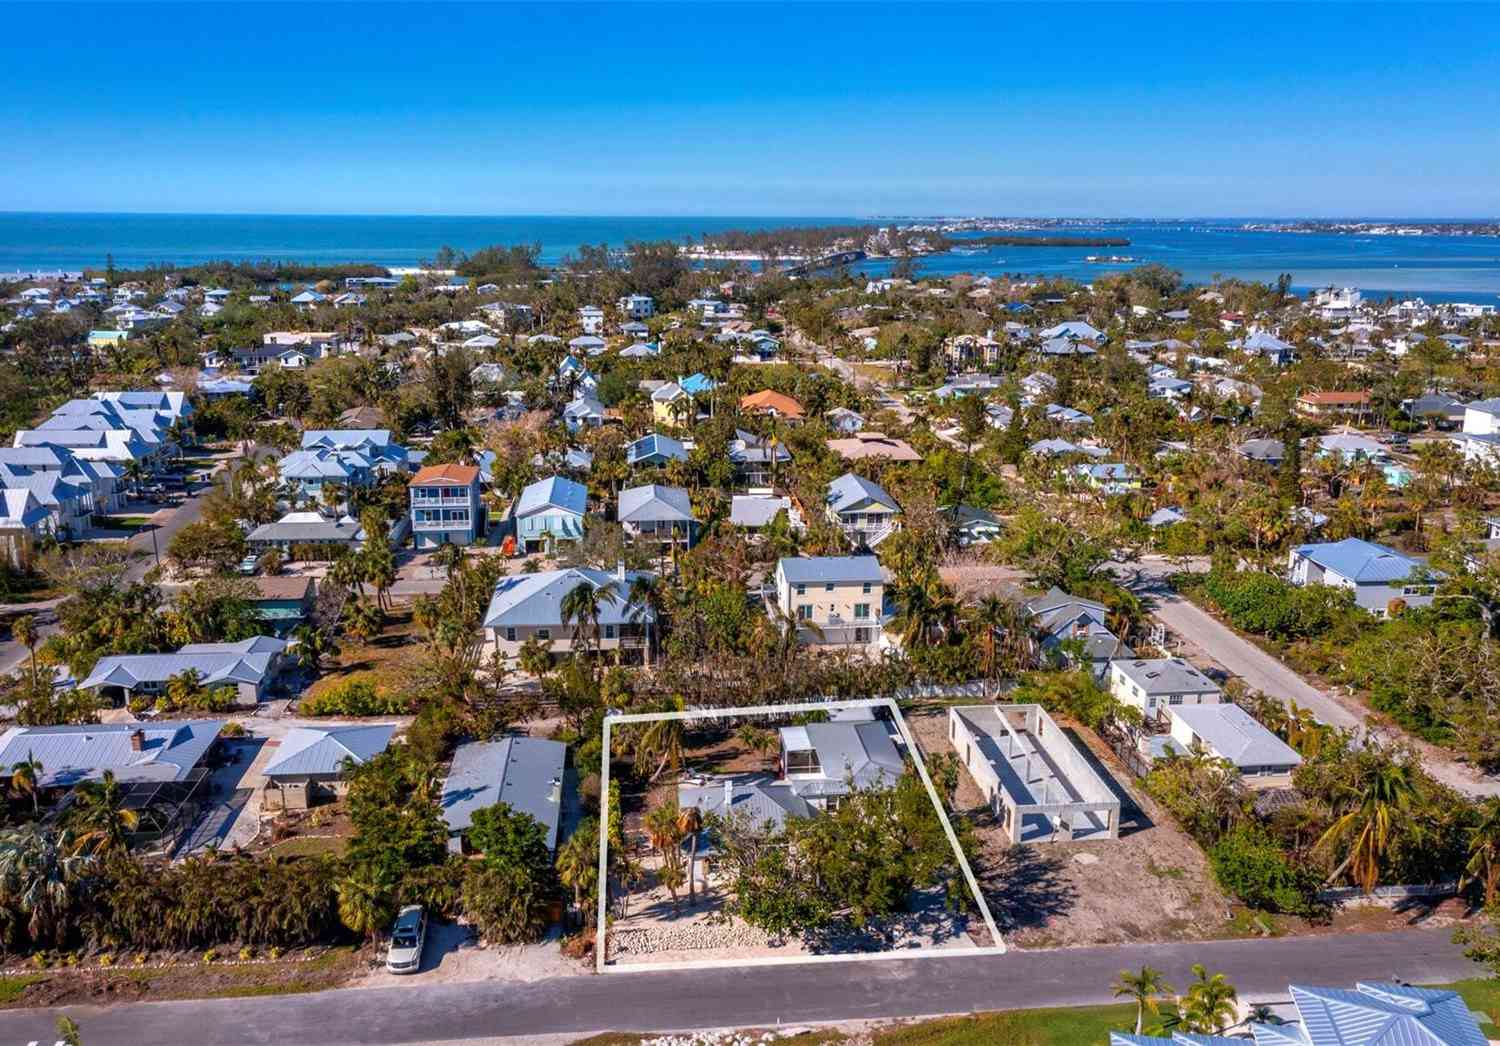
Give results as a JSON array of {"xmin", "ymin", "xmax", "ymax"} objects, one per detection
[{"xmin": 129, "ymin": 728, "xmax": 145, "ymax": 752}]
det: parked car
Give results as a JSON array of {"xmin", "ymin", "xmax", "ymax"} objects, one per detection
[
  {"xmin": 237, "ymin": 553, "xmax": 261, "ymax": 575},
  {"xmin": 385, "ymin": 905, "xmax": 426, "ymax": 974}
]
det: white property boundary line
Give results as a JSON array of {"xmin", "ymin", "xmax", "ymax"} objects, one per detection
[{"xmin": 596, "ymin": 697, "xmax": 1005, "ymax": 974}]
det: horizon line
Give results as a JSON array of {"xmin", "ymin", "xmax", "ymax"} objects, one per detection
[{"xmin": 3, "ymin": 210, "xmax": 1499, "ymax": 223}]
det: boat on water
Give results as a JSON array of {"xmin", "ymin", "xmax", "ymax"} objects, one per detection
[{"xmin": 1083, "ymin": 254, "xmax": 1137, "ymax": 263}]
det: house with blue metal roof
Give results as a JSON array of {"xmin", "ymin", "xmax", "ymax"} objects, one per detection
[
  {"xmin": 441, "ymin": 737, "xmax": 568, "ymax": 853},
  {"xmin": 262, "ymin": 723, "xmax": 396, "ymax": 811},
  {"xmin": 0, "ymin": 720, "xmax": 223, "ymax": 789},
  {"xmin": 825, "ymin": 472, "xmax": 900, "ymax": 548},
  {"xmin": 626, "ymin": 432, "xmax": 688, "ymax": 467},
  {"xmin": 81, "ymin": 636, "xmax": 290, "ymax": 707},
  {"xmin": 513, "ymin": 475, "xmax": 587, "ymax": 553},
  {"xmin": 1288, "ymin": 538, "xmax": 1437, "ymax": 615},
  {"xmin": 1110, "ymin": 981, "xmax": 1486, "ymax": 1046},
  {"xmin": 773, "ymin": 555, "xmax": 886, "ymax": 649}
]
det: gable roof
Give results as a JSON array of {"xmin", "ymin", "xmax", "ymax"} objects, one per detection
[
  {"xmin": 440, "ymin": 737, "xmax": 567, "ymax": 849},
  {"xmin": 263, "ymin": 724, "xmax": 396, "ymax": 778},
  {"xmin": 626, "ymin": 432, "xmax": 687, "ymax": 464},
  {"xmin": 483, "ymin": 567, "xmax": 656, "ymax": 629},
  {"xmin": 779, "ymin": 720, "xmax": 904, "ymax": 792},
  {"xmin": 1292, "ymin": 538, "xmax": 1426, "ymax": 584},
  {"xmin": 618, "ymin": 483, "xmax": 694, "ymax": 525},
  {"xmin": 1169, "ymin": 703, "xmax": 1302, "ymax": 769},
  {"xmin": 827, "ymin": 472, "xmax": 899, "ymax": 514},
  {"xmin": 515, "ymin": 475, "xmax": 587, "ymax": 518},
  {"xmin": 410, "ymin": 463, "xmax": 478, "ymax": 485}
]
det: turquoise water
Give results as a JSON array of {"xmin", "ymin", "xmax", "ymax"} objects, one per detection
[{"xmin": 2, "ymin": 213, "xmax": 1498, "ymax": 303}]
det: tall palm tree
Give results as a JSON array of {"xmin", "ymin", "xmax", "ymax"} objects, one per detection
[
  {"xmin": 67, "ymin": 770, "xmax": 140, "ymax": 854},
  {"xmin": 634, "ymin": 697, "xmax": 687, "ymax": 782},
  {"xmin": 292, "ymin": 624, "xmax": 337, "ymax": 673},
  {"xmin": 1464, "ymin": 798, "xmax": 1500, "ymax": 907},
  {"xmin": 1180, "ymin": 964, "xmax": 1238, "ymax": 1034},
  {"xmin": 625, "ymin": 574, "xmax": 666, "ymax": 667},
  {"xmin": 676, "ymin": 805, "xmax": 704, "ymax": 904},
  {"xmin": 11, "ymin": 614, "xmax": 39, "ymax": 691},
  {"xmin": 555, "ymin": 818, "xmax": 600, "ymax": 920},
  {"xmin": 9, "ymin": 750, "xmax": 44, "ymax": 816},
  {"xmin": 1317, "ymin": 760, "xmax": 1421, "ymax": 893},
  {"xmin": 1113, "ymin": 966, "xmax": 1174, "ymax": 1035},
  {"xmin": 968, "ymin": 594, "xmax": 1017, "ymax": 699},
  {"xmin": 561, "ymin": 579, "xmax": 620, "ymax": 659}
]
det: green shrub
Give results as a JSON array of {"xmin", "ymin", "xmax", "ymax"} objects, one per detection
[
  {"xmin": 1209, "ymin": 826, "xmax": 1319, "ymax": 914},
  {"xmin": 299, "ymin": 677, "xmax": 411, "ymax": 716},
  {"xmin": 1201, "ymin": 568, "xmax": 1353, "ymax": 640}
]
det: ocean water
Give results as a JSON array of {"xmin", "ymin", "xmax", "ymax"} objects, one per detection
[{"xmin": 1, "ymin": 213, "xmax": 1498, "ymax": 304}]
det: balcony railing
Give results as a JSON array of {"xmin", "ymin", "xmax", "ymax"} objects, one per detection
[{"xmin": 411, "ymin": 493, "xmax": 473, "ymax": 506}]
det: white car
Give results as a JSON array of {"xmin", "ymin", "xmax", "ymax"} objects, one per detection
[{"xmin": 385, "ymin": 905, "xmax": 426, "ymax": 974}]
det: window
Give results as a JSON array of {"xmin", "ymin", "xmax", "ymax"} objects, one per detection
[
  {"xmin": 854, "ymin": 603, "xmax": 870, "ymax": 620},
  {"xmin": 797, "ymin": 604, "xmax": 812, "ymax": 621},
  {"xmin": 785, "ymin": 749, "xmax": 821, "ymax": 774},
  {"xmin": 604, "ymin": 624, "xmax": 616, "ymax": 639},
  {"xmin": 1168, "ymin": 694, "xmax": 1183, "ymax": 705},
  {"xmin": 854, "ymin": 627, "xmax": 871, "ymax": 643},
  {"xmin": 504, "ymin": 627, "xmax": 517, "ymax": 642},
  {"xmin": 537, "ymin": 628, "xmax": 551, "ymax": 640},
  {"xmin": 862, "ymin": 582, "xmax": 872, "ymax": 595},
  {"xmin": 825, "ymin": 583, "xmax": 834, "ymax": 592},
  {"xmin": 795, "ymin": 583, "xmax": 806, "ymax": 596}
]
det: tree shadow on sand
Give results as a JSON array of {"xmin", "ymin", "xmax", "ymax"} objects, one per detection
[{"xmin": 983, "ymin": 844, "xmax": 1079, "ymax": 934}]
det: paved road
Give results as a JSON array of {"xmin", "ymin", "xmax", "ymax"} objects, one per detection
[
  {"xmin": 0, "ymin": 927, "xmax": 1472, "ymax": 1045},
  {"xmin": 1112, "ymin": 559, "xmax": 1500, "ymax": 799}
]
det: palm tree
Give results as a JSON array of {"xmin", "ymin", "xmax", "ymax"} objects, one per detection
[
  {"xmin": 1316, "ymin": 759, "xmax": 1421, "ymax": 892},
  {"xmin": 1463, "ymin": 798, "xmax": 1500, "ymax": 907},
  {"xmin": 625, "ymin": 574, "xmax": 666, "ymax": 667},
  {"xmin": 122, "ymin": 458, "xmax": 148, "ymax": 501},
  {"xmin": 676, "ymin": 805, "xmax": 704, "ymax": 904},
  {"xmin": 644, "ymin": 800, "xmax": 688, "ymax": 907},
  {"xmin": 560, "ymin": 579, "xmax": 619, "ymax": 659},
  {"xmin": 556, "ymin": 818, "xmax": 600, "ymax": 920},
  {"xmin": 335, "ymin": 873, "xmax": 390, "ymax": 952},
  {"xmin": 634, "ymin": 697, "xmax": 687, "ymax": 782},
  {"xmin": 292, "ymin": 624, "xmax": 337, "ymax": 673},
  {"xmin": 11, "ymin": 614, "xmax": 39, "ymax": 691},
  {"xmin": 1180, "ymin": 964, "xmax": 1238, "ymax": 1034},
  {"xmin": 9, "ymin": 750, "xmax": 44, "ymax": 816},
  {"xmin": 968, "ymin": 594, "xmax": 1015, "ymax": 699},
  {"xmin": 1113, "ymin": 966, "xmax": 1174, "ymax": 1035},
  {"xmin": 67, "ymin": 770, "xmax": 140, "ymax": 854},
  {"xmin": 342, "ymin": 596, "xmax": 384, "ymax": 642},
  {"xmin": 0, "ymin": 825, "xmax": 94, "ymax": 948},
  {"xmin": 55, "ymin": 1015, "xmax": 82, "ymax": 1046}
]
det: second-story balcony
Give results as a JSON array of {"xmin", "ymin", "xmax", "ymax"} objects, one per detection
[{"xmin": 411, "ymin": 492, "xmax": 474, "ymax": 506}]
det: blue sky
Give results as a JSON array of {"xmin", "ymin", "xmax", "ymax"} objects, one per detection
[{"xmin": 4, "ymin": 2, "xmax": 1498, "ymax": 217}]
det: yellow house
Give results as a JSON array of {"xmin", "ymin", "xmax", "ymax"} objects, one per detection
[
  {"xmin": 650, "ymin": 381, "xmax": 689, "ymax": 426},
  {"xmin": 88, "ymin": 329, "xmax": 130, "ymax": 350}
]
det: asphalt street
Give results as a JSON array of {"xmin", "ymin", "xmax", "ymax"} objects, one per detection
[{"xmin": 0, "ymin": 927, "xmax": 1475, "ymax": 1045}]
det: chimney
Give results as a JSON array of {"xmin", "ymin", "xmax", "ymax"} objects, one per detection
[
  {"xmin": 722, "ymin": 777, "xmax": 734, "ymax": 811},
  {"xmin": 616, "ymin": 558, "xmax": 626, "ymax": 583},
  {"xmin": 129, "ymin": 728, "xmax": 145, "ymax": 752}
]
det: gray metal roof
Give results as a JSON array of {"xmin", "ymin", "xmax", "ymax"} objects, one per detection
[
  {"xmin": 777, "ymin": 555, "xmax": 884, "ymax": 586},
  {"xmin": 263, "ymin": 724, "xmax": 396, "ymax": 779},
  {"xmin": 483, "ymin": 567, "xmax": 656, "ymax": 630},
  {"xmin": 80, "ymin": 642, "xmax": 283, "ymax": 690},
  {"xmin": 730, "ymin": 494, "xmax": 791, "ymax": 528},
  {"xmin": 1112, "ymin": 657, "xmax": 1220, "ymax": 695},
  {"xmin": 1169, "ymin": 704, "xmax": 1302, "ymax": 770},
  {"xmin": 617, "ymin": 484, "xmax": 694, "ymax": 525},
  {"xmin": 440, "ymin": 737, "xmax": 567, "ymax": 849},
  {"xmin": 826, "ymin": 472, "xmax": 898, "ymax": 514},
  {"xmin": 0, "ymin": 720, "xmax": 223, "ymax": 787},
  {"xmin": 678, "ymin": 773, "xmax": 813, "ymax": 832},
  {"xmin": 780, "ymin": 721, "xmax": 904, "ymax": 792}
]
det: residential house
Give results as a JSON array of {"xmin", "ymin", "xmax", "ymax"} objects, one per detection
[
  {"xmin": 617, "ymin": 293, "xmax": 655, "ymax": 319},
  {"xmin": 247, "ymin": 576, "xmax": 316, "ymax": 636},
  {"xmin": 1242, "ymin": 330, "xmax": 1296, "ymax": 364},
  {"xmin": 1039, "ymin": 320, "xmax": 1103, "ymax": 342},
  {"xmin": 728, "ymin": 429, "xmax": 791, "ymax": 487},
  {"xmin": 1072, "ymin": 462, "xmax": 1140, "ymax": 495},
  {"xmin": 512, "ymin": 475, "xmax": 587, "ymax": 553},
  {"xmin": 826, "ymin": 472, "xmax": 900, "ymax": 547},
  {"xmin": 0, "ymin": 720, "xmax": 222, "ymax": 792},
  {"xmin": 625, "ymin": 432, "xmax": 688, "ymax": 468},
  {"xmin": 1111, "ymin": 981, "xmax": 1485, "ymax": 1046},
  {"xmin": 441, "ymin": 737, "xmax": 568, "ymax": 854},
  {"xmin": 825, "ymin": 407, "xmax": 865, "ymax": 434},
  {"xmin": 1287, "ymin": 537, "xmax": 1437, "ymax": 615},
  {"xmin": 1165, "ymin": 703, "xmax": 1302, "ymax": 784},
  {"xmin": 262, "ymin": 724, "xmax": 396, "ymax": 811},
  {"xmin": 1403, "ymin": 393, "xmax": 1466, "ymax": 429},
  {"xmin": 247, "ymin": 511, "xmax": 365, "ymax": 553},
  {"xmin": 1024, "ymin": 588, "xmax": 1131, "ymax": 677},
  {"xmin": 578, "ymin": 305, "xmax": 605, "ymax": 334},
  {"xmin": 651, "ymin": 381, "xmax": 691, "ymax": 426},
  {"xmin": 0, "ymin": 489, "xmax": 50, "ymax": 567},
  {"xmin": 482, "ymin": 565, "xmax": 656, "ymax": 660},
  {"xmin": 729, "ymin": 493, "xmax": 798, "ymax": 531},
  {"xmin": 563, "ymin": 394, "xmax": 607, "ymax": 433},
  {"xmin": 773, "ymin": 555, "xmax": 885, "ymax": 648},
  {"xmin": 1455, "ymin": 398, "xmax": 1500, "ymax": 464},
  {"xmin": 739, "ymin": 389, "xmax": 804, "ymax": 420},
  {"xmin": 617, "ymin": 484, "xmax": 696, "ymax": 548},
  {"xmin": 1295, "ymin": 390, "xmax": 1371, "ymax": 421},
  {"xmin": 409, "ymin": 463, "xmax": 484, "ymax": 549},
  {"xmin": 826, "ymin": 431, "xmax": 921, "ymax": 463},
  {"xmin": 778, "ymin": 715, "xmax": 904, "ymax": 803},
  {"xmin": 1238, "ymin": 438, "xmax": 1286, "ymax": 466},
  {"xmin": 1109, "ymin": 658, "xmax": 1222, "ymax": 718},
  {"xmin": 947, "ymin": 505, "xmax": 1002, "ymax": 545},
  {"xmin": 81, "ymin": 637, "xmax": 289, "ymax": 708}
]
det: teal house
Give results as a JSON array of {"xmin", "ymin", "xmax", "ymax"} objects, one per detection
[{"xmin": 512, "ymin": 475, "xmax": 587, "ymax": 553}]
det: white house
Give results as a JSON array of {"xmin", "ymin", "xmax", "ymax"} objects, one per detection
[
  {"xmin": 1287, "ymin": 537, "xmax": 1437, "ymax": 615},
  {"xmin": 773, "ymin": 555, "xmax": 884, "ymax": 649},
  {"xmin": 1166, "ymin": 703, "xmax": 1302, "ymax": 784},
  {"xmin": 1108, "ymin": 657, "xmax": 1221, "ymax": 718},
  {"xmin": 578, "ymin": 305, "xmax": 605, "ymax": 334},
  {"xmin": 617, "ymin": 294, "xmax": 655, "ymax": 319}
]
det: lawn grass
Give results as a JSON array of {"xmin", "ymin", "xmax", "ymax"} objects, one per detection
[
  {"xmin": 0, "ymin": 975, "xmax": 48, "ymax": 1005},
  {"xmin": 268, "ymin": 835, "xmax": 349, "ymax": 858},
  {"xmin": 872, "ymin": 1003, "xmax": 1141, "ymax": 1046},
  {"xmin": 1434, "ymin": 978, "xmax": 1500, "ymax": 1027}
]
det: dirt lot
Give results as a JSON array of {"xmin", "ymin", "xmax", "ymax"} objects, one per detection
[{"xmin": 904, "ymin": 704, "xmax": 1233, "ymax": 948}]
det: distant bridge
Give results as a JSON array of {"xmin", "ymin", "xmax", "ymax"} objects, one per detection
[{"xmin": 781, "ymin": 249, "xmax": 867, "ymax": 277}]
